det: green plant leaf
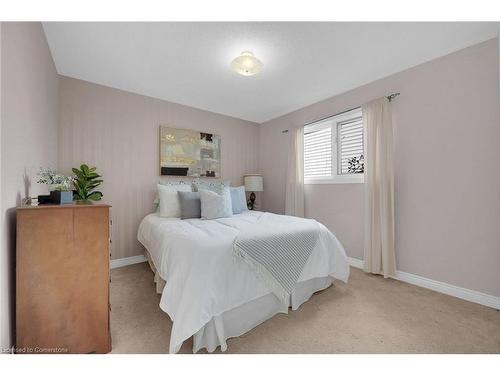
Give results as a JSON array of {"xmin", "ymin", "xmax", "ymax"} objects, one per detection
[
  {"xmin": 75, "ymin": 180, "xmax": 86, "ymax": 190},
  {"xmin": 76, "ymin": 185, "xmax": 86, "ymax": 200},
  {"xmin": 72, "ymin": 169, "xmax": 85, "ymax": 180},
  {"xmin": 87, "ymin": 191, "xmax": 103, "ymax": 201},
  {"xmin": 81, "ymin": 164, "xmax": 90, "ymax": 175}
]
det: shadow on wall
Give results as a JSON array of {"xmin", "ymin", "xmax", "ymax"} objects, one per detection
[
  {"xmin": 2, "ymin": 168, "xmax": 33, "ymax": 349},
  {"xmin": 5, "ymin": 206, "xmax": 17, "ymax": 347},
  {"xmin": 6, "ymin": 171, "xmax": 33, "ymax": 345}
]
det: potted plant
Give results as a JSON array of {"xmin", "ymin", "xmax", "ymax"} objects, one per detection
[
  {"xmin": 72, "ymin": 164, "xmax": 103, "ymax": 203},
  {"xmin": 36, "ymin": 168, "xmax": 75, "ymax": 204}
]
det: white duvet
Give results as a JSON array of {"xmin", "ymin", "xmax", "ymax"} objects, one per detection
[{"xmin": 137, "ymin": 210, "xmax": 349, "ymax": 353}]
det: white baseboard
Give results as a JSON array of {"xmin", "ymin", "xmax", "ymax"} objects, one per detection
[
  {"xmin": 347, "ymin": 257, "xmax": 364, "ymax": 269},
  {"xmin": 110, "ymin": 254, "xmax": 147, "ymax": 269},
  {"xmin": 347, "ymin": 257, "xmax": 500, "ymax": 310}
]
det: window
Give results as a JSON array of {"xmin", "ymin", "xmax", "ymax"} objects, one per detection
[{"xmin": 304, "ymin": 108, "xmax": 364, "ymax": 184}]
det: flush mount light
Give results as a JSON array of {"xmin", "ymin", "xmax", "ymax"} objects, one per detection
[{"xmin": 231, "ymin": 51, "xmax": 263, "ymax": 76}]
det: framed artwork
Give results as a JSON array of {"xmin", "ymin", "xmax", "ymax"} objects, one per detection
[{"xmin": 159, "ymin": 126, "xmax": 221, "ymax": 178}]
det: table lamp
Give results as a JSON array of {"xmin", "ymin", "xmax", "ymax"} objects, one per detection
[{"xmin": 244, "ymin": 174, "xmax": 263, "ymax": 210}]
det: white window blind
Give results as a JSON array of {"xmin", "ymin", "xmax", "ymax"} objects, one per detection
[
  {"xmin": 338, "ymin": 116, "xmax": 364, "ymax": 175},
  {"xmin": 304, "ymin": 126, "xmax": 332, "ymax": 179},
  {"xmin": 303, "ymin": 107, "xmax": 364, "ymax": 184}
]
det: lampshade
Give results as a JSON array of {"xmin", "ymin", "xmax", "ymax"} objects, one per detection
[
  {"xmin": 231, "ymin": 51, "xmax": 263, "ymax": 76},
  {"xmin": 244, "ymin": 174, "xmax": 263, "ymax": 192}
]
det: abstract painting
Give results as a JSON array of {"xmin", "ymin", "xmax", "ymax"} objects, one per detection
[{"xmin": 159, "ymin": 126, "xmax": 221, "ymax": 178}]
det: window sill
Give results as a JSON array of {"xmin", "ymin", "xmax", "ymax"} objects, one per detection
[{"xmin": 304, "ymin": 176, "xmax": 364, "ymax": 185}]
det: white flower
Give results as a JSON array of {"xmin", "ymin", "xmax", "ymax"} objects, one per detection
[{"xmin": 36, "ymin": 167, "xmax": 75, "ymax": 191}]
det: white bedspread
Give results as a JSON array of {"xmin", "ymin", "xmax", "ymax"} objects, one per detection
[{"xmin": 137, "ymin": 211, "xmax": 349, "ymax": 354}]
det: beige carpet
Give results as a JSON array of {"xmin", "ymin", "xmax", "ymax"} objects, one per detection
[{"xmin": 110, "ymin": 263, "xmax": 500, "ymax": 354}]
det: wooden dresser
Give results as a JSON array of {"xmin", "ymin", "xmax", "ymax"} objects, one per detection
[{"xmin": 16, "ymin": 203, "xmax": 112, "ymax": 354}]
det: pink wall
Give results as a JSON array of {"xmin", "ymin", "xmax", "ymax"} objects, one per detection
[
  {"xmin": 1, "ymin": 22, "xmax": 60, "ymax": 351},
  {"xmin": 259, "ymin": 39, "xmax": 500, "ymax": 297},
  {"xmin": 58, "ymin": 77, "xmax": 260, "ymax": 260}
]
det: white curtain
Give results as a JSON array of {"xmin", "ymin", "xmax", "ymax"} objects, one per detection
[
  {"xmin": 362, "ymin": 98, "xmax": 396, "ymax": 277},
  {"xmin": 285, "ymin": 127, "xmax": 305, "ymax": 217}
]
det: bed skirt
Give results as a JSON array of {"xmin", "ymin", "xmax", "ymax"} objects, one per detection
[
  {"xmin": 144, "ymin": 249, "xmax": 166, "ymax": 294},
  {"xmin": 192, "ymin": 276, "xmax": 333, "ymax": 353},
  {"xmin": 143, "ymin": 248, "xmax": 333, "ymax": 353}
]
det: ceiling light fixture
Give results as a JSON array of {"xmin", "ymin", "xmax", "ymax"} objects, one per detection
[{"xmin": 231, "ymin": 51, "xmax": 263, "ymax": 76}]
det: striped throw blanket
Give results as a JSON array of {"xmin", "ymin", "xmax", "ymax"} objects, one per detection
[{"xmin": 233, "ymin": 215, "xmax": 320, "ymax": 303}]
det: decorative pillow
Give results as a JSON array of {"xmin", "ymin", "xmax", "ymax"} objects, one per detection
[
  {"xmin": 192, "ymin": 180, "xmax": 230, "ymax": 195},
  {"xmin": 159, "ymin": 180, "xmax": 191, "ymax": 187},
  {"xmin": 157, "ymin": 184, "xmax": 192, "ymax": 218},
  {"xmin": 230, "ymin": 186, "xmax": 248, "ymax": 214},
  {"xmin": 178, "ymin": 191, "xmax": 201, "ymax": 219},
  {"xmin": 199, "ymin": 188, "xmax": 233, "ymax": 220},
  {"xmin": 154, "ymin": 180, "xmax": 191, "ymax": 211}
]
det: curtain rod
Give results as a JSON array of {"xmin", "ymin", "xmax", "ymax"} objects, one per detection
[{"xmin": 281, "ymin": 92, "xmax": 400, "ymax": 133}]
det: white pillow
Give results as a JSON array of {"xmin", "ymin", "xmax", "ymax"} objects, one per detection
[
  {"xmin": 157, "ymin": 184, "xmax": 192, "ymax": 218},
  {"xmin": 153, "ymin": 181, "xmax": 191, "ymax": 211},
  {"xmin": 199, "ymin": 187, "xmax": 233, "ymax": 220}
]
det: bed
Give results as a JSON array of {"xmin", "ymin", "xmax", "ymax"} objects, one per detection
[{"xmin": 137, "ymin": 210, "xmax": 349, "ymax": 353}]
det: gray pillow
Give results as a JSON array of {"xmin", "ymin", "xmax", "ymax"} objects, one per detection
[
  {"xmin": 178, "ymin": 191, "xmax": 201, "ymax": 219},
  {"xmin": 230, "ymin": 186, "xmax": 248, "ymax": 214}
]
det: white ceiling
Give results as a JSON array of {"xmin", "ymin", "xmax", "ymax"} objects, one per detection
[{"xmin": 43, "ymin": 22, "xmax": 499, "ymax": 123}]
